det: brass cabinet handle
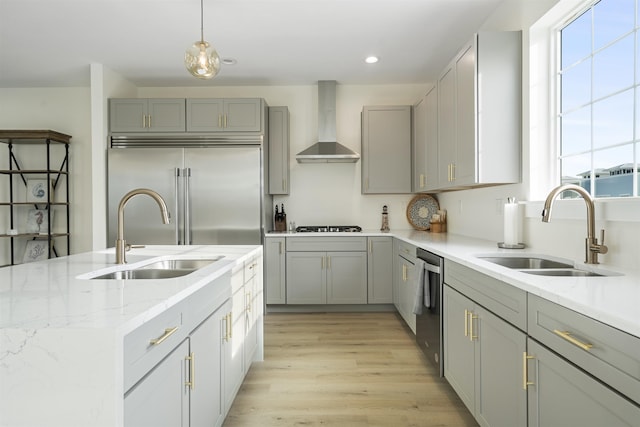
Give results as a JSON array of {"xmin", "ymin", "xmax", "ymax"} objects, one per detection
[
  {"xmin": 142, "ymin": 114, "xmax": 146, "ymax": 128},
  {"xmin": 553, "ymin": 330, "xmax": 593, "ymax": 351},
  {"xmin": 224, "ymin": 313, "xmax": 231, "ymax": 342},
  {"xmin": 246, "ymin": 291, "xmax": 252, "ymax": 312},
  {"xmin": 402, "ymin": 264, "xmax": 407, "ymax": 281},
  {"xmin": 451, "ymin": 163, "xmax": 455, "ymax": 181},
  {"xmin": 148, "ymin": 115, "xmax": 151, "ymax": 128},
  {"xmin": 464, "ymin": 309, "xmax": 469, "ymax": 337},
  {"xmin": 321, "ymin": 256, "xmax": 325, "ymax": 269},
  {"xmin": 522, "ymin": 352, "xmax": 535, "ymax": 390},
  {"xmin": 185, "ymin": 352, "xmax": 195, "ymax": 390},
  {"xmin": 149, "ymin": 326, "xmax": 179, "ymax": 345},
  {"xmin": 218, "ymin": 114, "xmax": 223, "ymax": 128},
  {"xmin": 469, "ymin": 312, "xmax": 478, "ymax": 341},
  {"xmin": 420, "ymin": 174, "xmax": 425, "ymax": 188}
]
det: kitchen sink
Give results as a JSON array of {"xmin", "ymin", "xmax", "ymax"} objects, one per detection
[
  {"xmin": 88, "ymin": 257, "xmax": 224, "ymax": 280},
  {"xmin": 523, "ymin": 269, "xmax": 604, "ymax": 277},
  {"xmin": 476, "ymin": 254, "xmax": 620, "ymax": 277},
  {"xmin": 478, "ymin": 256, "xmax": 573, "ymax": 270}
]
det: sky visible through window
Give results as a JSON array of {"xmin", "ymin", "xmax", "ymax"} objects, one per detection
[{"xmin": 559, "ymin": 0, "xmax": 639, "ymax": 197}]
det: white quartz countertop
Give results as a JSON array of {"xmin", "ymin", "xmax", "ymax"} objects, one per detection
[
  {"xmin": 0, "ymin": 245, "xmax": 262, "ymax": 334},
  {"xmin": 266, "ymin": 229, "xmax": 640, "ymax": 339}
]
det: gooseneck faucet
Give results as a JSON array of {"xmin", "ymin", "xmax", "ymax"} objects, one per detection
[
  {"xmin": 116, "ymin": 188, "xmax": 170, "ymax": 264},
  {"xmin": 541, "ymin": 184, "xmax": 608, "ymax": 264}
]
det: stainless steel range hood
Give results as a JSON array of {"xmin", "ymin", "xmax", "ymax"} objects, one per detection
[{"xmin": 296, "ymin": 80, "xmax": 360, "ymax": 163}]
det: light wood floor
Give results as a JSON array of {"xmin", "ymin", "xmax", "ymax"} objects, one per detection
[{"xmin": 223, "ymin": 312, "xmax": 478, "ymax": 427}]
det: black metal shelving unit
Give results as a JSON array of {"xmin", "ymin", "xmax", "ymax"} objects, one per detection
[{"xmin": 0, "ymin": 130, "xmax": 71, "ymax": 266}]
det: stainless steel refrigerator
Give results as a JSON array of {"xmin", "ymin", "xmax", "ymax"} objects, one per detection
[{"xmin": 106, "ymin": 136, "xmax": 271, "ymax": 247}]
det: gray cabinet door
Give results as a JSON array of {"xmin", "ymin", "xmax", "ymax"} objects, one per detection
[
  {"xmin": 424, "ymin": 86, "xmax": 439, "ymax": 192},
  {"xmin": 443, "ymin": 285, "xmax": 475, "ymax": 414},
  {"xmin": 413, "ymin": 95, "xmax": 428, "ymax": 192},
  {"xmin": 474, "ymin": 305, "xmax": 527, "ymax": 427},
  {"xmin": 186, "ymin": 98, "xmax": 262, "ymax": 132},
  {"xmin": 186, "ymin": 99, "xmax": 224, "ymax": 132},
  {"xmin": 326, "ymin": 251, "xmax": 367, "ymax": 304},
  {"xmin": 190, "ymin": 309, "xmax": 224, "ymax": 427},
  {"xmin": 110, "ymin": 99, "xmax": 185, "ymax": 132},
  {"xmin": 110, "ymin": 99, "xmax": 147, "ymax": 132},
  {"xmin": 224, "ymin": 98, "xmax": 262, "ymax": 132},
  {"xmin": 286, "ymin": 251, "xmax": 326, "ymax": 304},
  {"xmin": 124, "ymin": 339, "xmax": 189, "ymax": 427},
  {"xmin": 361, "ymin": 105, "xmax": 412, "ymax": 194},
  {"xmin": 147, "ymin": 99, "xmax": 186, "ymax": 132},
  {"xmin": 437, "ymin": 65, "xmax": 456, "ymax": 189},
  {"xmin": 367, "ymin": 237, "xmax": 393, "ymax": 304},
  {"xmin": 528, "ymin": 338, "xmax": 640, "ymax": 427},
  {"xmin": 265, "ymin": 237, "xmax": 286, "ymax": 304},
  {"xmin": 268, "ymin": 106, "xmax": 290, "ymax": 195},
  {"xmin": 397, "ymin": 254, "xmax": 417, "ymax": 333},
  {"xmin": 454, "ymin": 42, "xmax": 477, "ymax": 186}
]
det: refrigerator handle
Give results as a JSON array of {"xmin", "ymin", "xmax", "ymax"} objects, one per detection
[
  {"xmin": 174, "ymin": 167, "xmax": 181, "ymax": 245},
  {"xmin": 184, "ymin": 167, "xmax": 192, "ymax": 245}
]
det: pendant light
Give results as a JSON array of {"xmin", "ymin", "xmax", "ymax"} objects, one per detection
[{"xmin": 184, "ymin": 0, "xmax": 220, "ymax": 79}]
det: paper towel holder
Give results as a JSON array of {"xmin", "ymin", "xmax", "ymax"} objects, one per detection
[{"xmin": 499, "ymin": 197, "xmax": 525, "ymax": 249}]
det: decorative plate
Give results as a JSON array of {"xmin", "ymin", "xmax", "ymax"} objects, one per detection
[{"xmin": 406, "ymin": 194, "xmax": 439, "ymax": 231}]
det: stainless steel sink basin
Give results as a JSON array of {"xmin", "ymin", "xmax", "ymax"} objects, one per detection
[
  {"xmin": 479, "ymin": 256, "xmax": 573, "ymax": 269},
  {"xmin": 140, "ymin": 257, "xmax": 224, "ymax": 271},
  {"xmin": 92, "ymin": 269, "xmax": 196, "ymax": 280},
  {"xmin": 523, "ymin": 269, "xmax": 604, "ymax": 277},
  {"xmin": 89, "ymin": 257, "xmax": 224, "ymax": 280}
]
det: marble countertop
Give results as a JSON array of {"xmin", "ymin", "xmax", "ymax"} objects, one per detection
[
  {"xmin": 266, "ymin": 229, "xmax": 640, "ymax": 339},
  {"xmin": 0, "ymin": 245, "xmax": 262, "ymax": 334}
]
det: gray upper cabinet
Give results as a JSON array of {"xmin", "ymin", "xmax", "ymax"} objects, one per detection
[
  {"xmin": 413, "ymin": 87, "xmax": 438, "ymax": 192},
  {"xmin": 268, "ymin": 106, "xmax": 290, "ymax": 195},
  {"xmin": 361, "ymin": 105, "xmax": 412, "ymax": 194},
  {"xmin": 186, "ymin": 98, "xmax": 263, "ymax": 132},
  {"xmin": 110, "ymin": 99, "xmax": 186, "ymax": 133},
  {"xmin": 437, "ymin": 31, "xmax": 522, "ymax": 190}
]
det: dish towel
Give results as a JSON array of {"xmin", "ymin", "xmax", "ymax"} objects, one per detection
[{"xmin": 412, "ymin": 260, "xmax": 431, "ymax": 315}]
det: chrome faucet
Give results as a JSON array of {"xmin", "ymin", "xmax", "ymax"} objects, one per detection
[
  {"xmin": 541, "ymin": 184, "xmax": 608, "ymax": 264},
  {"xmin": 115, "ymin": 188, "xmax": 170, "ymax": 264}
]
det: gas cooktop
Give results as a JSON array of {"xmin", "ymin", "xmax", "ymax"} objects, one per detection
[{"xmin": 295, "ymin": 225, "xmax": 362, "ymax": 233}]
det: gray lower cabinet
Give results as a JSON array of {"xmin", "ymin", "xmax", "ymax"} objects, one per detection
[
  {"xmin": 225, "ymin": 265, "xmax": 247, "ymax": 411},
  {"xmin": 285, "ymin": 237, "xmax": 368, "ymax": 305},
  {"xmin": 265, "ymin": 237, "xmax": 286, "ymax": 304},
  {"xmin": 367, "ymin": 236, "xmax": 393, "ymax": 304},
  {"xmin": 361, "ymin": 105, "xmax": 412, "ymax": 194},
  {"xmin": 124, "ymin": 300, "xmax": 229, "ymax": 427},
  {"xmin": 393, "ymin": 240, "xmax": 417, "ymax": 333},
  {"xmin": 110, "ymin": 98, "xmax": 186, "ymax": 133},
  {"xmin": 443, "ymin": 285, "xmax": 527, "ymax": 427},
  {"xmin": 124, "ymin": 339, "xmax": 190, "ymax": 427},
  {"xmin": 527, "ymin": 338, "xmax": 640, "ymax": 427}
]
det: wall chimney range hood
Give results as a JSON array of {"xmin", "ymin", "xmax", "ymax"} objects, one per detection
[{"xmin": 296, "ymin": 80, "xmax": 360, "ymax": 163}]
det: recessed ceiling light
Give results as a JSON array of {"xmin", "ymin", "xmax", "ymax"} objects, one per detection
[
  {"xmin": 222, "ymin": 58, "xmax": 237, "ymax": 65},
  {"xmin": 365, "ymin": 56, "xmax": 379, "ymax": 64}
]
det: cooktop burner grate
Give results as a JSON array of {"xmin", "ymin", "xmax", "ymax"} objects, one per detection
[{"xmin": 295, "ymin": 225, "xmax": 362, "ymax": 233}]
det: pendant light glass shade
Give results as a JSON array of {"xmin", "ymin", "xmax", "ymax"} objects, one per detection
[
  {"xmin": 184, "ymin": 0, "xmax": 220, "ymax": 79},
  {"xmin": 185, "ymin": 41, "xmax": 220, "ymax": 79}
]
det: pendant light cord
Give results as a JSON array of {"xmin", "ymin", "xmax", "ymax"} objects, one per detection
[{"xmin": 200, "ymin": 0, "xmax": 204, "ymax": 43}]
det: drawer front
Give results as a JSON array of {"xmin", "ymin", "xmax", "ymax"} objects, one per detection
[
  {"xmin": 124, "ymin": 302, "xmax": 187, "ymax": 392},
  {"xmin": 528, "ymin": 294, "xmax": 640, "ymax": 405},
  {"xmin": 286, "ymin": 236, "xmax": 367, "ymax": 252},
  {"xmin": 444, "ymin": 260, "xmax": 527, "ymax": 330},
  {"xmin": 396, "ymin": 240, "xmax": 417, "ymax": 259},
  {"xmin": 244, "ymin": 255, "xmax": 259, "ymax": 283}
]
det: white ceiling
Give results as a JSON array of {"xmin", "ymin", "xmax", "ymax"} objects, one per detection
[{"xmin": 0, "ymin": 0, "xmax": 508, "ymax": 88}]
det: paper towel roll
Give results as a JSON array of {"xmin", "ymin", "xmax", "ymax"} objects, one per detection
[{"xmin": 503, "ymin": 203, "xmax": 519, "ymax": 245}]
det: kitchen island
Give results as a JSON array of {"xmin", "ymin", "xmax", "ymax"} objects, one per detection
[{"xmin": 0, "ymin": 244, "xmax": 263, "ymax": 427}]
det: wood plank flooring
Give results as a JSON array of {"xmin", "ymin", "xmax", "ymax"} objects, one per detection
[{"xmin": 223, "ymin": 312, "xmax": 478, "ymax": 427}]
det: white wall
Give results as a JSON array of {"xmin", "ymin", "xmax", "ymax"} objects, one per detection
[{"xmin": 0, "ymin": 87, "xmax": 93, "ymax": 263}]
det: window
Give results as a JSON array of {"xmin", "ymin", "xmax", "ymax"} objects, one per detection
[{"xmin": 558, "ymin": 0, "xmax": 639, "ymax": 198}]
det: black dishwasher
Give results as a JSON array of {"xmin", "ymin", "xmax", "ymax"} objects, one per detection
[{"xmin": 415, "ymin": 248, "xmax": 444, "ymax": 377}]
